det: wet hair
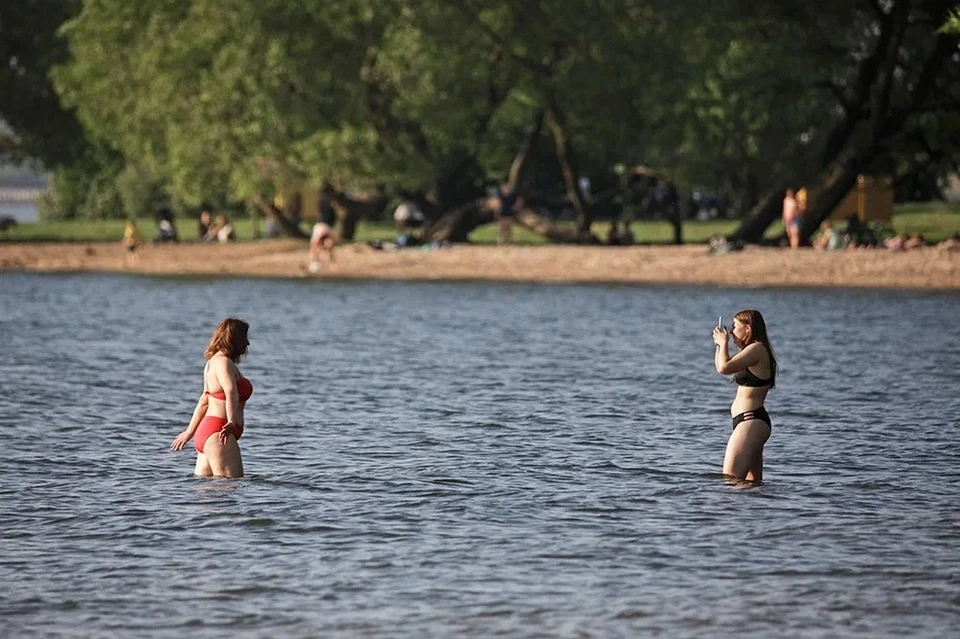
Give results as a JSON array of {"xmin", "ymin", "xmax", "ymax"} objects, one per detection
[
  {"xmin": 204, "ymin": 318, "xmax": 250, "ymax": 362},
  {"xmin": 733, "ymin": 309, "xmax": 777, "ymax": 389}
]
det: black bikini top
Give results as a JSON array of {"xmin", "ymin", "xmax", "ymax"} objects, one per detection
[{"xmin": 735, "ymin": 367, "xmax": 772, "ymax": 387}]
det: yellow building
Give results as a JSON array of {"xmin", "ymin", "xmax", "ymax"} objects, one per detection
[
  {"xmin": 825, "ymin": 175, "xmax": 893, "ymax": 223},
  {"xmin": 274, "ymin": 185, "xmax": 321, "ymax": 221}
]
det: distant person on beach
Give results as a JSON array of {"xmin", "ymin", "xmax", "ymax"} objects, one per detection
[
  {"xmin": 782, "ymin": 189, "xmax": 801, "ymax": 249},
  {"xmin": 813, "ymin": 220, "xmax": 844, "ymax": 251},
  {"xmin": 121, "ymin": 220, "xmax": 141, "ymax": 264},
  {"xmin": 393, "ymin": 193, "xmax": 426, "ymax": 235},
  {"xmin": 796, "ymin": 187, "xmax": 808, "ymax": 217},
  {"xmin": 153, "ymin": 208, "xmax": 179, "ymax": 243},
  {"xmin": 208, "ymin": 214, "xmax": 235, "ymax": 243},
  {"xmin": 495, "ymin": 182, "xmax": 523, "ymax": 246},
  {"xmin": 713, "ymin": 309, "xmax": 778, "ymax": 482},
  {"xmin": 309, "ymin": 217, "xmax": 336, "ymax": 272},
  {"xmin": 198, "ymin": 210, "xmax": 212, "ymax": 241},
  {"xmin": 903, "ymin": 233, "xmax": 926, "ymax": 250},
  {"xmin": 883, "ymin": 234, "xmax": 907, "ymax": 250},
  {"xmin": 936, "ymin": 233, "xmax": 960, "ymax": 252},
  {"xmin": 155, "ymin": 219, "xmax": 178, "ymax": 243},
  {"xmin": 170, "ymin": 318, "xmax": 253, "ymax": 478}
]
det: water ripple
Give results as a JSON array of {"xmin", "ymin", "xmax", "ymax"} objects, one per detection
[{"xmin": 1, "ymin": 274, "xmax": 958, "ymax": 638}]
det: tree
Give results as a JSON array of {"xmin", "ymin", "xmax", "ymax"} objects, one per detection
[
  {"xmin": 0, "ymin": 0, "xmax": 88, "ymax": 167},
  {"xmin": 52, "ymin": 0, "xmax": 694, "ymax": 242},
  {"xmin": 727, "ymin": 0, "xmax": 960, "ymax": 244}
]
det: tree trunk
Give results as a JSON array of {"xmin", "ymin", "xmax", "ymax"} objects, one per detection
[
  {"xmin": 423, "ymin": 103, "xmax": 600, "ymax": 245},
  {"xmin": 728, "ymin": 2, "xmax": 914, "ymax": 244},
  {"xmin": 422, "ymin": 198, "xmax": 495, "ymax": 242},
  {"xmin": 797, "ymin": 2, "xmax": 926, "ymax": 243},
  {"xmin": 252, "ymin": 194, "xmax": 309, "ymax": 239},
  {"xmin": 514, "ymin": 209, "xmax": 590, "ymax": 243},
  {"xmin": 727, "ymin": 186, "xmax": 788, "ymax": 245},
  {"xmin": 798, "ymin": 153, "xmax": 864, "ymax": 241},
  {"xmin": 431, "ymin": 155, "xmax": 485, "ymax": 216},
  {"xmin": 545, "ymin": 95, "xmax": 593, "ymax": 240},
  {"xmin": 422, "ymin": 109, "xmax": 543, "ymax": 243}
]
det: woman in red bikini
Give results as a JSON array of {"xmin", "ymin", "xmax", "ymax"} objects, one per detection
[
  {"xmin": 170, "ymin": 318, "xmax": 253, "ymax": 478},
  {"xmin": 712, "ymin": 309, "xmax": 778, "ymax": 482}
]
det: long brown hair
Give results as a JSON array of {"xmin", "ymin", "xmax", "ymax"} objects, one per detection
[
  {"xmin": 204, "ymin": 318, "xmax": 249, "ymax": 362},
  {"xmin": 733, "ymin": 309, "xmax": 777, "ymax": 389}
]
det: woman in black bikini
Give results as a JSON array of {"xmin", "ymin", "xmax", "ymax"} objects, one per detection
[{"xmin": 712, "ymin": 309, "xmax": 778, "ymax": 482}]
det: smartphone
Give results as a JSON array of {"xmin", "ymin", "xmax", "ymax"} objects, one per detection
[{"xmin": 717, "ymin": 316, "xmax": 723, "ymax": 330}]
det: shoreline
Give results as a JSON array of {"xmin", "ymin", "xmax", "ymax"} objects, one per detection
[{"xmin": 2, "ymin": 240, "xmax": 959, "ymax": 290}]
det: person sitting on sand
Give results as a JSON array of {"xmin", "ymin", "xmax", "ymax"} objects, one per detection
[
  {"xmin": 155, "ymin": 219, "xmax": 178, "ymax": 243},
  {"xmin": 813, "ymin": 220, "xmax": 844, "ymax": 251},
  {"xmin": 936, "ymin": 233, "xmax": 960, "ymax": 252},
  {"xmin": 903, "ymin": 233, "xmax": 926, "ymax": 250},
  {"xmin": 883, "ymin": 234, "xmax": 907, "ymax": 250},
  {"xmin": 207, "ymin": 214, "xmax": 235, "ymax": 243},
  {"xmin": 393, "ymin": 193, "xmax": 426, "ymax": 235},
  {"xmin": 198, "ymin": 209, "xmax": 212, "ymax": 242}
]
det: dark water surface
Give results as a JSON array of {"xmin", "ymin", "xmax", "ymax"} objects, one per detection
[{"xmin": 1, "ymin": 272, "xmax": 959, "ymax": 638}]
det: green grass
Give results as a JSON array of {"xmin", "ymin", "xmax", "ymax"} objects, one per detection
[{"xmin": 4, "ymin": 201, "xmax": 960, "ymax": 244}]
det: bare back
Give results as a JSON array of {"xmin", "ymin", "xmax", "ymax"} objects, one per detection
[{"xmin": 731, "ymin": 348, "xmax": 771, "ymax": 416}]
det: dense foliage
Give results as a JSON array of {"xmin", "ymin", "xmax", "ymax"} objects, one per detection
[{"xmin": 4, "ymin": 1, "xmax": 959, "ymax": 237}]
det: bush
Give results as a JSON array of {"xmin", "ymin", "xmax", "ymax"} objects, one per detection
[
  {"xmin": 38, "ymin": 162, "xmax": 166, "ymax": 220},
  {"xmin": 116, "ymin": 163, "xmax": 169, "ymax": 220}
]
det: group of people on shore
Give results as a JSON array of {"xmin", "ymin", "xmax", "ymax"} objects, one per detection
[
  {"xmin": 197, "ymin": 209, "xmax": 235, "ymax": 244},
  {"xmin": 175, "ymin": 309, "xmax": 778, "ymax": 485},
  {"xmin": 120, "ymin": 208, "xmax": 236, "ymax": 261},
  {"xmin": 811, "ymin": 217, "xmax": 960, "ymax": 252},
  {"xmin": 786, "ymin": 187, "xmax": 959, "ymax": 252}
]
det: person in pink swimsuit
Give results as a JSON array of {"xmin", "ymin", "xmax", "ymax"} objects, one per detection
[
  {"xmin": 170, "ymin": 318, "xmax": 253, "ymax": 478},
  {"xmin": 782, "ymin": 189, "xmax": 801, "ymax": 249}
]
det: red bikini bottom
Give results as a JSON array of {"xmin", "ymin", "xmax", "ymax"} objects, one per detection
[{"xmin": 194, "ymin": 416, "xmax": 243, "ymax": 453}]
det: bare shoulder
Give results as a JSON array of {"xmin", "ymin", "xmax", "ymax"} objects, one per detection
[
  {"xmin": 207, "ymin": 354, "xmax": 236, "ymax": 374},
  {"xmin": 210, "ymin": 354, "xmax": 240, "ymax": 377},
  {"xmin": 741, "ymin": 342, "xmax": 768, "ymax": 364}
]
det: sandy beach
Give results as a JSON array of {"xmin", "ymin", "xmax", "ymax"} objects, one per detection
[{"xmin": 2, "ymin": 240, "xmax": 959, "ymax": 290}]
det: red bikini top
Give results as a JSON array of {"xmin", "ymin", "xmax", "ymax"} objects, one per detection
[{"xmin": 206, "ymin": 377, "xmax": 254, "ymax": 402}]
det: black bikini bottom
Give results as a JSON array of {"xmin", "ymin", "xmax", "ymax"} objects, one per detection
[{"xmin": 732, "ymin": 406, "xmax": 771, "ymax": 430}]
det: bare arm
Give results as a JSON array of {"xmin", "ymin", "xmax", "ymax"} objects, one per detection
[
  {"xmin": 212, "ymin": 357, "xmax": 240, "ymax": 425},
  {"xmin": 714, "ymin": 337, "xmax": 764, "ymax": 375},
  {"xmin": 184, "ymin": 393, "xmax": 209, "ymax": 436},
  {"xmin": 170, "ymin": 380, "xmax": 209, "ymax": 451}
]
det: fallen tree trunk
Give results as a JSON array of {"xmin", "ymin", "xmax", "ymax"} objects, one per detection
[
  {"xmin": 514, "ymin": 209, "xmax": 596, "ymax": 243},
  {"xmin": 252, "ymin": 194, "xmax": 309, "ymax": 239},
  {"xmin": 422, "ymin": 198, "xmax": 495, "ymax": 243},
  {"xmin": 322, "ymin": 186, "xmax": 388, "ymax": 241}
]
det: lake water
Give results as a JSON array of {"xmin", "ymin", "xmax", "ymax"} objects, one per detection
[
  {"xmin": 1, "ymin": 272, "xmax": 959, "ymax": 638},
  {"xmin": 0, "ymin": 201, "xmax": 38, "ymax": 223}
]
